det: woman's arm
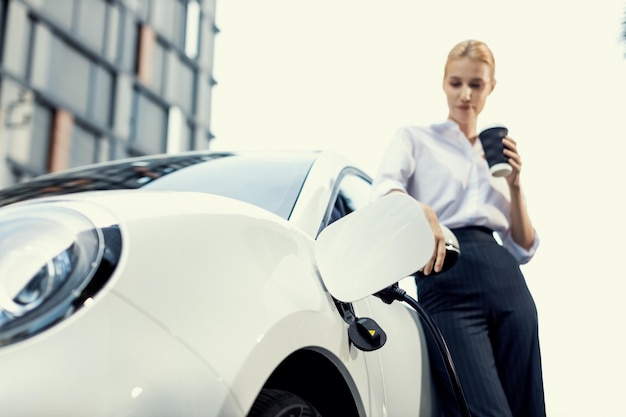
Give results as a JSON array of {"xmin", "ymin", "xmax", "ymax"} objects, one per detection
[{"xmin": 503, "ymin": 136, "xmax": 535, "ymax": 250}]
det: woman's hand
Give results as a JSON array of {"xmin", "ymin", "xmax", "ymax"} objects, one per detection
[
  {"xmin": 417, "ymin": 202, "xmax": 447, "ymax": 276},
  {"xmin": 503, "ymin": 136, "xmax": 522, "ymax": 187},
  {"xmin": 387, "ymin": 190, "xmax": 446, "ymax": 275}
]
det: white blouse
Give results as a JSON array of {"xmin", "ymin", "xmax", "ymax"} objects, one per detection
[{"xmin": 371, "ymin": 119, "xmax": 539, "ymax": 264}]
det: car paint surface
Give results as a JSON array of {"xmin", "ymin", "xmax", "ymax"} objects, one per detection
[{"xmin": 0, "ymin": 151, "xmax": 437, "ymax": 416}]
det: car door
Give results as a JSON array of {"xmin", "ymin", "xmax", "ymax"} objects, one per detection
[
  {"xmin": 315, "ymin": 170, "xmax": 387, "ymax": 415},
  {"xmin": 320, "ymin": 170, "xmax": 437, "ymax": 416}
]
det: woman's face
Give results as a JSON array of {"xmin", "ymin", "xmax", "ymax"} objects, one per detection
[{"xmin": 443, "ymin": 57, "xmax": 494, "ymax": 126}]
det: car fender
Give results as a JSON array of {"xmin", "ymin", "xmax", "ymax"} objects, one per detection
[
  {"xmin": 0, "ymin": 291, "xmax": 244, "ymax": 417},
  {"xmin": 76, "ymin": 190, "xmax": 379, "ymax": 414}
]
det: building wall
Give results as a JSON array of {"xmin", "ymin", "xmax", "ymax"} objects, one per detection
[{"xmin": 0, "ymin": 0, "xmax": 218, "ymax": 188}]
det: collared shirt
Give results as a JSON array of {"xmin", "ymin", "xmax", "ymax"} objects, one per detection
[{"xmin": 371, "ymin": 119, "xmax": 539, "ymax": 264}]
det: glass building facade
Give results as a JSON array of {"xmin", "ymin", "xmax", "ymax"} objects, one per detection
[{"xmin": 0, "ymin": 0, "xmax": 218, "ymax": 188}]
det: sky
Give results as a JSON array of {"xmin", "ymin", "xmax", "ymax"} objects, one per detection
[{"xmin": 210, "ymin": 1, "xmax": 626, "ymax": 415}]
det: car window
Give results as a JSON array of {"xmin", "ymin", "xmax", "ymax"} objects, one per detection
[
  {"xmin": 0, "ymin": 152, "xmax": 316, "ymax": 220},
  {"xmin": 144, "ymin": 154, "xmax": 314, "ymax": 219},
  {"xmin": 326, "ymin": 171, "xmax": 372, "ymax": 227}
]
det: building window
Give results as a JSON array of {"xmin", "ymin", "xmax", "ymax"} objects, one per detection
[
  {"xmin": 112, "ymin": 73, "xmax": 133, "ymax": 137},
  {"xmin": 166, "ymin": 52, "xmax": 195, "ymax": 114},
  {"xmin": 10, "ymin": 102, "xmax": 51, "ymax": 172},
  {"xmin": 0, "ymin": 0, "xmax": 216, "ymax": 189},
  {"xmin": 89, "ymin": 66, "xmax": 113, "ymax": 127},
  {"xmin": 119, "ymin": 0, "xmax": 149, "ymax": 20},
  {"xmin": 1, "ymin": 79, "xmax": 52, "ymax": 176},
  {"xmin": 2, "ymin": 1, "xmax": 32, "ymax": 79},
  {"xmin": 149, "ymin": 39, "xmax": 166, "ymax": 93},
  {"xmin": 104, "ymin": 3, "xmax": 120, "ymax": 63},
  {"xmin": 30, "ymin": 24, "xmax": 113, "ymax": 130},
  {"xmin": 31, "ymin": 25, "xmax": 91, "ymax": 115},
  {"xmin": 97, "ymin": 136, "xmax": 112, "ymax": 163},
  {"xmin": 76, "ymin": 0, "xmax": 107, "ymax": 53},
  {"xmin": 70, "ymin": 123, "xmax": 98, "ymax": 168},
  {"xmin": 171, "ymin": 0, "xmax": 186, "ymax": 50},
  {"xmin": 118, "ymin": 6, "xmax": 138, "ymax": 73},
  {"xmin": 70, "ymin": 123, "xmax": 112, "ymax": 168},
  {"xmin": 112, "ymin": 137, "xmax": 131, "ymax": 160},
  {"xmin": 166, "ymin": 105, "xmax": 193, "ymax": 153},
  {"xmin": 184, "ymin": 1, "xmax": 201, "ymax": 59},
  {"xmin": 150, "ymin": 0, "xmax": 187, "ymax": 50},
  {"xmin": 134, "ymin": 91, "xmax": 167, "ymax": 154},
  {"xmin": 56, "ymin": 41, "xmax": 91, "ymax": 115},
  {"xmin": 196, "ymin": 74, "xmax": 212, "ymax": 126},
  {"xmin": 198, "ymin": 13, "xmax": 215, "ymax": 72},
  {"xmin": 201, "ymin": 0, "xmax": 216, "ymax": 16},
  {"xmin": 29, "ymin": 23, "xmax": 54, "ymax": 88},
  {"xmin": 25, "ymin": 0, "xmax": 76, "ymax": 31}
]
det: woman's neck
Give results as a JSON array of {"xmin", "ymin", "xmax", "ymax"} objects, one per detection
[{"xmin": 449, "ymin": 117, "xmax": 478, "ymax": 144}]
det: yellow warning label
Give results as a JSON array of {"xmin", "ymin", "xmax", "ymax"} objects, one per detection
[{"xmin": 368, "ymin": 329, "xmax": 376, "ymax": 336}]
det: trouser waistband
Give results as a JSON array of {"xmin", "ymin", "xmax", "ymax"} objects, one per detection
[{"xmin": 449, "ymin": 226, "xmax": 495, "ymax": 242}]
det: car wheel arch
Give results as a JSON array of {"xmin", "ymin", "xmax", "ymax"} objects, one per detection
[{"xmin": 252, "ymin": 348, "xmax": 364, "ymax": 417}]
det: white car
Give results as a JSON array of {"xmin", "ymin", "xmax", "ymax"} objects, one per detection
[{"xmin": 0, "ymin": 150, "xmax": 464, "ymax": 417}]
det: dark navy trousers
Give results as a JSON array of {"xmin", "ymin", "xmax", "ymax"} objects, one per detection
[{"xmin": 416, "ymin": 227, "xmax": 546, "ymax": 417}]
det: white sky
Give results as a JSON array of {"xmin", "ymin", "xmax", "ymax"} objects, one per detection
[{"xmin": 211, "ymin": 1, "xmax": 626, "ymax": 415}]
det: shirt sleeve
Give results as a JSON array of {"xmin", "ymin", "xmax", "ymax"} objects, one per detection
[
  {"xmin": 497, "ymin": 228, "xmax": 540, "ymax": 265},
  {"xmin": 370, "ymin": 127, "xmax": 417, "ymax": 201}
]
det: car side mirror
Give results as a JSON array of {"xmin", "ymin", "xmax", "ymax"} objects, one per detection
[{"xmin": 315, "ymin": 193, "xmax": 435, "ymax": 303}]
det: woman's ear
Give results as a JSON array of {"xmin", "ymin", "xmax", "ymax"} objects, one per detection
[{"xmin": 489, "ymin": 78, "xmax": 497, "ymax": 94}]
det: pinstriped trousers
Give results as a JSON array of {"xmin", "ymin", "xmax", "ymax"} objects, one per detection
[{"xmin": 416, "ymin": 227, "xmax": 546, "ymax": 417}]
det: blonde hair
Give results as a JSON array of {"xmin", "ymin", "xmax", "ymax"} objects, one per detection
[{"xmin": 444, "ymin": 39, "xmax": 496, "ymax": 80}]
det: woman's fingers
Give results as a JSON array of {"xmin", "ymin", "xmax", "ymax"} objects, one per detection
[
  {"xmin": 503, "ymin": 136, "xmax": 522, "ymax": 185},
  {"xmin": 434, "ymin": 236, "xmax": 447, "ymax": 273},
  {"xmin": 503, "ymin": 136, "xmax": 521, "ymax": 166},
  {"xmin": 423, "ymin": 226, "xmax": 446, "ymax": 276},
  {"xmin": 416, "ymin": 201, "xmax": 446, "ymax": 276}
]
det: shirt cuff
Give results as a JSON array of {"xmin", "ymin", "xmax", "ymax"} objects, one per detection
[
  {"xmin": 504, "ymin": 230, "xmax": 540, "ymax": 265},
  {"xmin": 370, "ymin": 179, "xmax": 407, "ymax": 201}
]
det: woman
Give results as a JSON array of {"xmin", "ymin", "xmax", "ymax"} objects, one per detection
[{"xmin": 371, "ymin": 40, "xmax": 546, "ymax": 417}]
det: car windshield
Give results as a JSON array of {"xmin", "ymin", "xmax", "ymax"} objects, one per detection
[{"xmin": 0, "ymin": 152, "xmax": 317, "ymax": 220}]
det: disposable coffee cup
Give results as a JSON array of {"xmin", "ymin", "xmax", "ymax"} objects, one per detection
[{"xmin": 478, "ymin": 125, "xmax": 512, "ymax": 177}]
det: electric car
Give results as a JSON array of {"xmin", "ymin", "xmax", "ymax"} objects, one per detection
[{"xmin": 0, "ymin": 150, "xmax": 458, "ymax": 417}]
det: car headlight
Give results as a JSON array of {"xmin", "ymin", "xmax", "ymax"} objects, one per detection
[{"xmin": 0, "ymin": 201, "xmax": 120, "ymax": 347}]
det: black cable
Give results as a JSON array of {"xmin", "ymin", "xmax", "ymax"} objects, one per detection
[{"xmin": 375, "ymin": 285, "xmax": 472, "ymax": 417}]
